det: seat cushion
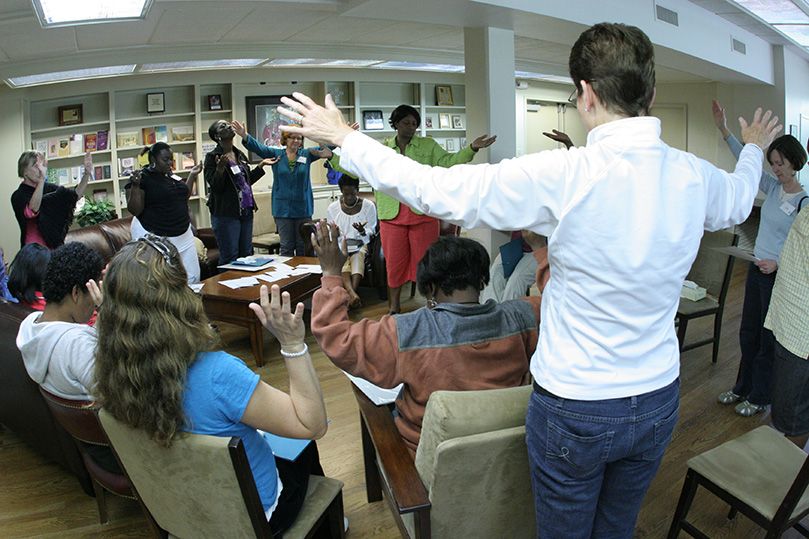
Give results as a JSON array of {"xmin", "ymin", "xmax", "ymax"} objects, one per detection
[
  {"xmin": 688, "ymin": 425, "xmax": 809, "ymax": 521},
  {"xmin": 677, "ymin": 295, "xmax": 719, "ymax": 317},
  {"xmin": 284, "ymin": 475, "xmax": 344, "ymax": 539},
  {"xmin": 253, "ymin": 233, "xmax": 281, "ymax": 249}
]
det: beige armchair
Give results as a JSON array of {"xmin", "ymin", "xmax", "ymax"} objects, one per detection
[{"xmin": 353, "ymin": 383, "xmax": 536, "ymax": 539}]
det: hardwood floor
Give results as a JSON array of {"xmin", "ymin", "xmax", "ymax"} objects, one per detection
[{"xmin": 0, "ymin": 263, "xmax": 803, "ymax": 538}]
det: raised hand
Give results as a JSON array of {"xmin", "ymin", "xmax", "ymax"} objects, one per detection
[
  {"xmin": 232, "ymin": 120, "xmax": 248, "ymax": 139},
  {"xmin": 86, "ymin": 279, "xmax": 103, "ymax": 307},
  {"xmin": 278, "ymin": 93, "xmax": 355, "ymax": 147},
  {"xmin": 542, "ymin": 129, "xmax": 574, "ymax": 149},
  {"xmin": 260, "ymin": 157, "xmax": 280, "ymax": 167},
  {"xmin": 740, "ymin": 108, "xmax": 782, "ymax": 151},
  {"xmin": 188, "ymin": 162, "xmax": 202, "ymax": 175},
  {"xmin": 83, "ymin": 150, "xmax": 93, "ymax": 171},
  {"xmin": 352, "ymin": 221, "xmax": 367, "ymax": 236},
  {"xmin": 249, "ymin": 284, "xmax": 306, "ymax": 347},
  {"xmin": 311, "ymin": 220, "xmax": 348, "ymax": 277},
  {"xmin": 471, "ymin": 134, "xmax": 497, "ymax": 151},
  {"xmin": 215, "ymin": 154, "xmax": 229, "ymax": 171},
  {"xmin": 711, "ymin": 99, "xmax": 732, "ymax": 140}
]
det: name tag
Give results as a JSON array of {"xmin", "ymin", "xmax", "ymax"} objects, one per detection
[
  {"xmin": 781, "ymin": 201, "xmax": 796, "ymax": 215},
  {"xmin": 171, "ymin": 174, "xmax": 182, "ymax": 181},
  {"xmin": 296, "ymin": 155, "xmax": 307, "ymax": 164},
  {"xmin": 231, "ymin": 165, "xmax": 241, "ymax": 175}
]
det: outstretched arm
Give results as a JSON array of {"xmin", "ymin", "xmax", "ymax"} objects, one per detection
[{"xmin": 244, "ymin": 284, "xmax": 328, "ymax": 439}]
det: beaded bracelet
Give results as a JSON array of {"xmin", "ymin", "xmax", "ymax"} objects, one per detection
[{"xmin": 280, "ymin": 343, "xmax": 308, "ymax": 358}]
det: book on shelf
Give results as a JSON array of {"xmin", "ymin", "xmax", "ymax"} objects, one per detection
[
  {"xmin": 171, "ymin": 126, "xmax": 194, "ymax": 142},
  {"xmin": 92, "ymin": 189, "xmax": 108, "ymax": 201},
  {"xmin": 141, "ymin": 127, "xmax": 156, "ymax": 145},
  {"xmin": 71, "ymin": 167, "xmax": 81, "ymax": 184},
  {"xmin": 117, "ymin": 132, "xmax": 138, "ymax": 148},
  {"xmin": 34, "ymin": 140, "xmax": 47, "ymax": 155},
  {"xmin": 69, "ymin": 134, "xmax": 83, "ymax": 155},
  {"xmin": 155, "ymin": 125, "xmax": 168, "ymax": 143},
  {"xmin": 102, "ymin": 164, "xmax": 111, "ymax": 179},
  {"xmin": 48, "ymin": 139, "xmax": 58, "ymax": 159},
  {"xmin": 181, "ymin": 152, "xmax": 195, "ymax": 169},
  {"xmin": 137, "ymin": 152, "xmax": 150, "ymax": 168},
  {"xmin": 84, "ymin": 133, "xmax": 97, "ymax": 152},
  {"xmin": 119, "ymin": 157, "xmax": 136, "ymax": 176},
  {"xmin": 201, "ymin": 142, "xmax": 216, "ymax": 155},
  {"xmin": 47, "ymin": 168, "xmax": 57, "ymax": 184},
  {"xmin": 58, "ymin": 138, "xmax": 70, "ymax": 157},
  {"xmin": 57, "ymin": 169, "xmax": 69, "ymax": 185},
  {"xmin": 93, "ymin": 166, "xmax": 103, "ymax": 180},
  {"xmin": 97, "ymin": 130, "xmax": 108, "ymax": 151}
]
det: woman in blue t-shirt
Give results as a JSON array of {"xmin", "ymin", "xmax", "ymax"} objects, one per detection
[
  {"xmin": 93, "ymin": 235, "xmax": 328, "ymax": 533},
  {"xmin": 712, "ymin": 100, "xmax": 807, "ymax": 416}
]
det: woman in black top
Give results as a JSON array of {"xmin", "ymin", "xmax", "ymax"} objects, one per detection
[
  {"xmin": 11, "ymin": 150, "xmax": 92, "ymax": 249},
  {"xmin": 125, "ymin": 142, "xmax": 202, "ymax": 283},
  {"xmin": 203, "ymin": 120, "xmax": 278, "ymax": 265}
]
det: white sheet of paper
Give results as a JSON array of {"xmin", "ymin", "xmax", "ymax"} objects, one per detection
[
  {"xmin": 712, "ymin": 246, "xmax": 759, "ymax": 263},
  {"xmin": 294, "ymin": 264, "xmax": 323, "ymax": 274},
  {"xmin": 221, "ymin": 277, "xmax": 259, "ymax": 289},
  {"xmin": 189, "ymin": 283, "xmax": 204, "ymax": 293},
  {"xmin": 343, "ymin": 371, "xmax": 402, "ymax": 406}
]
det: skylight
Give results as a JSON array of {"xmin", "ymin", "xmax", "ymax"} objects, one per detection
[
  {"xmin": 265, "ymin": 59, "xmax": 382, "ymax": 67},
  {"xmin": 5, "ymin": 65, "xmax": 136, "ymax": 88},
  {"xmin": 372, "ymin": 61, "xmax": 465, "ymax": 73},
  {"xmin": 140, "ymin": 59, "xmax": 269, "ymax": 72},
  {"xmin": 32, "ymin": 0, "xmax": 154, "ymax": 28},
  {"xmin": 733, "ymin": 0, "xmax": 809, "ymax": 24}
]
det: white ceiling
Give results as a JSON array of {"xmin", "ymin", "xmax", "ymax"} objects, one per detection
[{"xmin": 0, "ymin": 0, "xmax": 801, "ymax": 86}]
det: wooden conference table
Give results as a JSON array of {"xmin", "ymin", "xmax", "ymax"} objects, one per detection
[{"xmin": 200, "ymin": 257, "xmax": 321, "ymax": 367}]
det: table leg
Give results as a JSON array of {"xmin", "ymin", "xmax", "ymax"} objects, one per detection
[{"xmin": 248, "ymin": 320, "xmax": 264, "ymax": 367}]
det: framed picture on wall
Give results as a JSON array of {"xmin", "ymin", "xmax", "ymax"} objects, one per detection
[
  {"xmin": 208, "ymin": 94, "xmax": 223, "ymax": 111},
  {"xmin": 452, "ymin": 115, "xmax": 463, "ymax": 129},
  {"xmin": 435, "ymin": 85, "xmax": 453, "ymax": 106},
  {"xmin": 362, "ymin": 110, "xmax": 384, "ymax": 130},
  {"xmin": 425, "ymin": 117, "xmax": 433, "ymax": 129},
  {"xmin": 446, "ymin": 139, "xmax": 455, "ymax": 151},
  {"xmin": 146, "ymin": 92, "xmax": 165, "ymax": 114},
  {"xmin": 246, "ymin": 95, "xmax": 287, "ymax": 162},
  {"xmin": 438, "ymin": 113, "xmax": 451, "ymax": 129},
  {"xmin": 57, "ymin": 104, "xmax": 83, "ymax": 126}
]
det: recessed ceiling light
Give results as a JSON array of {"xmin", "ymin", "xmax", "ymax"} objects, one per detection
[
  {"xmin": 140, "ymin": 59, "xmax": 269, "ymax": 72},
  {"xmin": 265, "ymin": 59, "xmax": 381, "ymax": 67},
  {"xmin": 6, "ymin": 65, "xmax": 136, "ymax": 88},
  {"xmin": 32, "ymin": 0, "xmax": 154, "ymax": 28},
  {"xmin": 372, "ymin": 61, "xmax": 464, "ymax": 72},
  {"xmin": 732, "ymin": 0, "xmax": 809, "ymax": 24}
]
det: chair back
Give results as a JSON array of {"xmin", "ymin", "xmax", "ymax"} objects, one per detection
[
  {"xmin": 38, "ymin": 387, "xmax": 107, "ymax": 445},
  {"xmin": 687, "ymin": 230, "xmax": 737, "ymax": 299},
  {"xmin": 98, "ymin": 409, "xmax": 271, "ymax": 539},
  {"xmin": 299, "ymin": 220, "xmax": 318, "ymax": 257},
  {"xmin": 413, "ymin": 385, "xmax": 535, "ymax": 538},
  {"xmin": 253, "ymin": 191, "xmax": 276, "ymax": 236}
]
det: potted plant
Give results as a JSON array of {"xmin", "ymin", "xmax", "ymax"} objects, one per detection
[{"xmin": 75, "ymin": 196, "xmax": 117, "ymax": 227}]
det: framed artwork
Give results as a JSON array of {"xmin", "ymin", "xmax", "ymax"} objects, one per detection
[
  {"xmin": 435, "ymin": 85, "xmax": 453, "ymax": 106},
  {"xmin": 57, "ymin": 104, "xmax": 83, "ymax": 126},
  {"xmin": 460, "ymin": 137, "xmax": 467, "ymax": 148},
  {"xmin": 146, "ymin": 92, "xmax": 165, "ymax": 114},
  {"xmin": 452, "ymin": 115, "xmax": 463, "ymax": 129},
  {"xmin": 438, "ymin": 113, "xmax": 451, "ymax": 130},
  {"xmin": 208, "ymin": 94, "xmax": 223, "ymax": 111},
  {"xmin": 246, "ymin": 95, "xmax": 287, "ymax": 162},
  {"xmin": 362, "ymin": 110, "xmax": 384, "ymax": 130},
  {"xmin": 425, "ymin": 117, "xmax": 433, "ymax": 129},
  {"xmin": 446, "ymin": 139, "xmax": 455, "ymax": 151}
]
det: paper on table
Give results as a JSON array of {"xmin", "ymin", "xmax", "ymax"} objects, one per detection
[
  {"xmin": 221, "ymin": 276, "xmax": 259, "ymax": 289},
  {"xmin": 189, "ymin": 283, "xmax": 204, "ymax": 293},
  {"xmin": 712, "ymin": 246, "xmax": 759, "ymax": 263},
  {"xmin": 294, "ymin": 264, "xmax": 323, "ymax": 274},
  {"xmin": 343, "ymin": 371, "xmax": 402, "ymax": 405}
]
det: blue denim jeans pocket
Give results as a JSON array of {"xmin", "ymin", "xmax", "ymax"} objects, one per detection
[
  {"xmin": 642, "ymin": 398, "xmax": 679, "ymax": 461},
  {"xmin": 546, "ymin": 420, "xmax": 614, "ymax": 478}
]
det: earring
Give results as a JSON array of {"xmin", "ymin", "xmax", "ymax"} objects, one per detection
[{"xmin": 427, "ymin": 298, "xmax": 438, "ymax": 309}]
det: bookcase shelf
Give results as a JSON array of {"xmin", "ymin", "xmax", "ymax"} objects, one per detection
[
  {"xmin": 31, "ymin": 120, "xmax": 111, "ymax": 135},
  {"xmin": 115, "ymin": 112, "xmax": 196, "ymax": 123}
]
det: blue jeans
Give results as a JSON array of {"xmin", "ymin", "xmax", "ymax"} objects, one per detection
[
  {"xmin": 211, "ymin": 214, "xmax": 254, "ymax": 266},
  {"xmin": 526, "ymin": 378, "xmax": 679, "ymax": 539},
  {"xmin": 275, "ymin": 216, "xmax": 311, "ymax": 257},
  {"xmin": 734, "ymin": 262, "xmax": 776, "ymax": 405}
]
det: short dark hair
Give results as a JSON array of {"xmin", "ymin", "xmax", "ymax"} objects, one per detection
[
  {"xmin": 767, "ymin": 135, "xmax": 807, "ymax": 172},
  {"xmin": 389, "ymin": 105, "xmax": 421, "ymax": 129},
  {"xmin": 8, "ymin": 243, "xmax": 51, "ymax": 304},
  {"xmin": 338, "ymin": 174, "xmax": 359, "ymax": 191},
  {"xmin": 208, "ymin": 121, "xmax": 220, "ymax": 142},
  {"xmin": 569, "ymin": 23, "xmax": 655, "ymax": 117},
  {"xmin": 148, "ymin": 142, "xmax": 172, "ymax": 161},
  {"xmin": 42, "ymin": 242, "xmax": 104, "ymax": 304},
  {"xmin": 417, "ymin": 236, "xmax": 490, "ymax": 297}
]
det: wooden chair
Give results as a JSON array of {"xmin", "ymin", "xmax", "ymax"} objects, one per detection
[
  {"xmin": 668, "ymin": 426, "xmax": 809, "ymax": 538},
  {"xmin": 98, "ymin": 409, "xmax": 345, "ymax": 539},
  {"xmin": 352, "ymin": 383, "xmax": 535, "ymax": 539},
  {"xmin": 38, "ymin": 388, "xmax": 141, "ymax": 525},
  {"xmin": 676, "ymin": 229, "xmax": 738, "ymax": 363}
]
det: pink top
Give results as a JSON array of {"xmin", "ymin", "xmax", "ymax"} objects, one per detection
[{"xmin": 23, "ymin": 206, "xmax": 47, "ymax": 248}]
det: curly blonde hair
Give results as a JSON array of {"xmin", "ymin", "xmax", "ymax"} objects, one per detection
[{"xmin": 94, "ymin": 236, "xmax": 218, "ymax": 447}]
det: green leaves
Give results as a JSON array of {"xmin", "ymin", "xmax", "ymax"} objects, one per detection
[{"xmin": 76, "ymin": 196, "xmax": 117, "ymax": 227}]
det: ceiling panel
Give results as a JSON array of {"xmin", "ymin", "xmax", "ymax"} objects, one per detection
[
  {"xmin": 284, "ymin": 15, "xmax": 396, "ymax": 43},
  {"xmin": 0, "ymin": 22, "xmax": 77, "ymax": 60},
  {"xmin": 220, "ymin": 7, "xmax": 333, "ymax": 42},
  {"xmin": 150, "ymin": 7, "xmax": 238, "ymax": 44},
  {"xmin": 354, "ymin": 21, "xmax": 460, "ymax": 46},
  {"xmin": 75, "ymin": 12, "xmax": 162, "ymax": 50},
  {"xmin": 412, "ymin": 31, "xmax": 464, "ymax": 50}
]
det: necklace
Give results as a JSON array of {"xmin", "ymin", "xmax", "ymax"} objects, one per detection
[{"xmin": 342, "ymin": 196, "xmax": 360, "ymax": 209}]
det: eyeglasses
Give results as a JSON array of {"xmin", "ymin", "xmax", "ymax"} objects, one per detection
[
  {"xmin": 139, "ymin": 234, "xmax": 174, "ymax": 266},
  {"xmin": 568, "ymin": 88, "xmax": 578, "ymax": 104}
]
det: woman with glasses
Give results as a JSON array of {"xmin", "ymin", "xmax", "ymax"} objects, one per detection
[
  {"xmin": 231, "ymin": 120, "xmax": 333, "ymax": 256},
  {"xmin": 125, "ymin": 142, "xmax": 202, "ymax": 283},
  {"xmin": 94, "ymin": 235, "xmax": 328, "ymax": 534}
]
